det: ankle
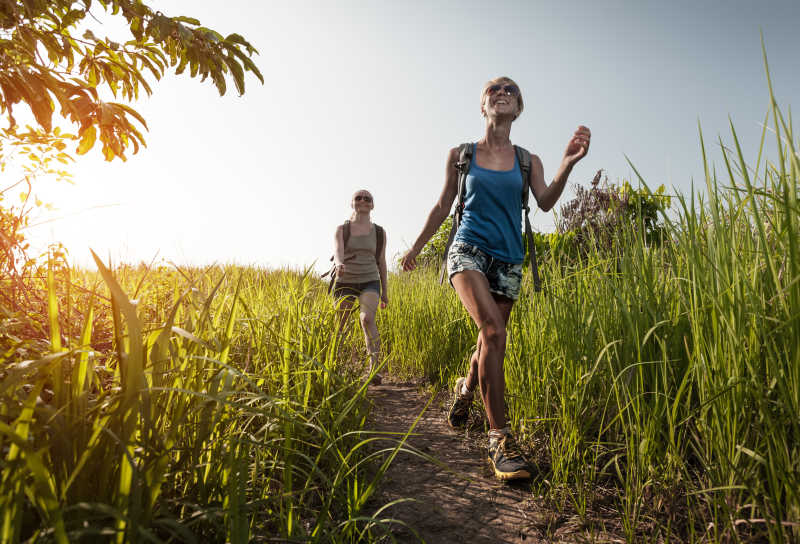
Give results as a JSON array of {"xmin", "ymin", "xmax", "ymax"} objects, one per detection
[{"xmin": 488, "ymin": 427, "xmax": 511, "ymax": 440}]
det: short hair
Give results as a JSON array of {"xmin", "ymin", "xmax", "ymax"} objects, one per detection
[{"xmin": 480, "ymin": 76, "xmax": 524, "ymax": 119}]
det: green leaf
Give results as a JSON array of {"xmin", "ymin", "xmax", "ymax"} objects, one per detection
[
  {"xmin": 174, "ymin": 16, "xmax": 201, "ymax": 25},
  {"xmin": 223, "ymin": 55, "xmax": 245, "ymax": 95},
  {"xmin": 210, "ymin": 69, "xmax": 226, "ymax": 96},
  {"xmin": 76, "ymin": 125, "xmax": 96, "ymax": 155},
  {"xmin": 114, "ymin": 102, "xmax": 148, "ymax": 130}
]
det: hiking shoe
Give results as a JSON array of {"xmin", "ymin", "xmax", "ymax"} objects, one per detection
[
  {"xmin": 447, "ymin": 377, "xmax": 473, "ymax": 428},
  {"xmin": 487, "ymin": 432, "xmax": 531, "ymax": 481}
]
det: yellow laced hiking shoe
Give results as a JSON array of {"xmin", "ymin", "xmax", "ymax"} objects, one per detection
[{"xmin": 487, "ymin": 432, "xmax": 531, "ymax": 481}]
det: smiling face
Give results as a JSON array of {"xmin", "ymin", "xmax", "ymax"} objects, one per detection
[
  {"xmin": 480, "ymin": 76, "xmax": 524, "ymax": 120},
  {"xmin": 351, "ymin": 190, "xmax": 374, "ymax": 213}
]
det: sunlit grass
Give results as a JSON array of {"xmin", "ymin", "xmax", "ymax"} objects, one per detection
[{"xmin": 0, "ymin": 260, "xmax": 413, "ymax": 542}]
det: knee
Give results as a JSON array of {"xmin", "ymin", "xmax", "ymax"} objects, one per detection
[
  {"xmin": 360, "ymin": 312, "xmax": 376, "ymax": 329},
  {"xmin": 480, "ymin": 320, "xmax": 506, "ymax": 348}
]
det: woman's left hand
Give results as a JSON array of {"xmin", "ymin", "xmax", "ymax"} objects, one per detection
[
  {"xmin": 380, "ymin": 294, "xmax": 389, "ymax": 309},
  {"xmin": 563, "ymin": 125, "xmax": 591, "ymax": 167}
]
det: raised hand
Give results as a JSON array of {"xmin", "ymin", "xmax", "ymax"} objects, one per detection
[{"xmin": 563, "ymin": 125, "xmax": 591, "ymax": 167}]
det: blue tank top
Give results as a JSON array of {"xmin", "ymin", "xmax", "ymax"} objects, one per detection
[{"xmin": 454, "ymin": 144, "xmax": 525, "ymax": 264}]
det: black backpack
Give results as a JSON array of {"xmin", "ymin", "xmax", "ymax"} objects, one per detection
[
  {"xmin": 323, "ymin": 220, "xmax": 386, "ymax": 294},
  {"xmin": 439, "ymin": 143, "xmax": 542, "ymax": 292}
]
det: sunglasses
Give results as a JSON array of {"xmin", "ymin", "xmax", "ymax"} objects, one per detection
[
  {"xmin": 354, "ymin": 195, "xmax": 373, "ymax": 203},
  {"xmin": 486, "ymin": 83, "xmax": 520, "ymax": 97}
]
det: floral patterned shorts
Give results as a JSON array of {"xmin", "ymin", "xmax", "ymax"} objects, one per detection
[{"xmin": 446, "ymin": 241, "xmax": 523, "ymax": 301}]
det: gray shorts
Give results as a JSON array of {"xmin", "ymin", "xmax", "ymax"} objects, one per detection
[
  {"xmin": 447, "ymin": 241, "xmax": 523, "ymax": 301},
  {"xmin": 333, "ymin": 280, "xmax": 381, "ymax": 301}
]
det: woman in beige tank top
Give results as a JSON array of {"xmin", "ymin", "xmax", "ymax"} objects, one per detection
[{"xmin": 332, "ymin": 189, "xmax": 389, "ymax": 383}]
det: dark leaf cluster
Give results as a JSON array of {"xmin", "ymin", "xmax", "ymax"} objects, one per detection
[{"xmin": 557, "ymin": 170, "xmax": 671, "ymax": 254}]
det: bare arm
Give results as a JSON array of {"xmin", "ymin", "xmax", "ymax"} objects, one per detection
[
  {"xmin": 400, "ymin": 147, "xmax": 460, "ymax": 271},
  {"xmin": 529, "ymin": 125, "xmax": 591, "ymax": 211},
  {"xmin": 333, "ymin": 224, "xmax": 346, "ymax": 272}
]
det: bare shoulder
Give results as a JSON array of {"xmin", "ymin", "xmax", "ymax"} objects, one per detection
[
  {"xmin": 526, "ymin": 153, "xmax": 545, "ymax": 189},
  {"xmin": 514, "ymin": 146, "xmax": 541, "ymax": 165},
  {"xmin": 444, "ymin": 146, "xmax": 462, "ymax": 178}
]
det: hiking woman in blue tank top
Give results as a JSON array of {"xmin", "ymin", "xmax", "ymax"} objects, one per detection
[{"xmin": 400, "ymin": 77, "xmax": 591, "ymax": 481}]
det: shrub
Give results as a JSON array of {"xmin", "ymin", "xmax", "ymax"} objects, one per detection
[{"xmin": 556, "ymin": 170, "xmax": 671, "ymax": 257}]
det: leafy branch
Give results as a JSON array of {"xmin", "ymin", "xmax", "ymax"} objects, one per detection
[{"xmin": 0, "ymin": 0, "xmax": 263, "ymax": 161}]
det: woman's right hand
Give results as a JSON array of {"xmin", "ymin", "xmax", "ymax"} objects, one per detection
[
  {"xmin": 400, "ymin": 250, "xmax": 418, "ymax": 271},
  {"xmin": 336, "ymin": 263, "xmax": 346, "ymax": 274}
]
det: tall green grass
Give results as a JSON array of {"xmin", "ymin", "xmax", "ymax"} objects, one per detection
[
  {"xmin": 2, "ymin": 45, "xmax": 796, "ymax": 544},
  {"xmin": 380, "ymin": 56, "xmax": 799, "ymax": 541},
  {"xmin": 0, "ymin": 261, "xmax": 409, "ymax": 542}
]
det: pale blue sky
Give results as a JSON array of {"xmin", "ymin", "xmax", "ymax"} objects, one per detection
[{"xmin": 29, "ymin": 0, "xmax": 800, "ymax": 270}]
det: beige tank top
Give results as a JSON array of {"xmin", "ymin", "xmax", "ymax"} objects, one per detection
[{"xmin": 338, "ymin": 225, "xmax": 380, "ymax": 284}]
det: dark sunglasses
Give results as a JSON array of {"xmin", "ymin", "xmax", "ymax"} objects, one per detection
[
  {"xmin": 486, "ymin": 83, "xmax": 519, "ymax": 97},
  {"xmin": 354, "ymin": 195, "xmax": 373, "ymax": 203}
]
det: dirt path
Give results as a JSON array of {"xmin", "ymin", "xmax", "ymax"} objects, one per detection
[{"xmin": 364, "ymin": 379, "xmax": 619, "ymax": 544}]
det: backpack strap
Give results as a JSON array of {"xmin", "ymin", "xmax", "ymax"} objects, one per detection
[
  {"xmin": 343, "ymin": 219, "xmax": 351, "ymax": 248},
  {"xmin": 439, "ymin": 143, "xmax": 473, "ymax": 284},
  {"xmin": 514, "ymin": 145, "xmax": 542, "ymax": 292},
  {"xmin": 374, "ymin": 224, "xmax": 385, "ymax": 262},
  {"xmin": 375, "ymin": 223, "xmax": 385, "ymax": 294}
]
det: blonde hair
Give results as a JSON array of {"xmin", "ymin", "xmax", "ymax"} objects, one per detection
[
  {"xmin": 349, "ymin": 189, "xmax": 373, "ymax": 221},
  {"xmin": 480, "ymin": 76, "xmax": 524, "ymax": 119}
]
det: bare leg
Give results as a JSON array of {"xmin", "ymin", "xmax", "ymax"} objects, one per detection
[
  {"xmin": 335, "ymin": 296, "xmax": 357, "ymax": 357},
  {"xmin": 451, "ymin": 271, "xmax": 514, "ymax": 430},
  {"xmin": 464, "ymin": 296, "xmax": 514, "ymax": 393},
  {"xmin": 464, "ymin": 338, "xmax": 481, "ymax": 393},
  {"xmin": 358, "ymin": 291, "xmax": 381, "ymax": 372}
]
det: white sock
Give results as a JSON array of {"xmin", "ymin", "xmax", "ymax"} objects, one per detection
[{"xmin": 461, "ymin": 382, "xmax": 471, "ymax": 396}]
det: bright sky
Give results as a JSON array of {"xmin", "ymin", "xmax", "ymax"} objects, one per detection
[{"xmin": 25, "ymin": 0, "xmax": 800, "ymax": 271}]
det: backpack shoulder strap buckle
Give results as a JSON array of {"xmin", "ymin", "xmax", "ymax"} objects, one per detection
[{"xmin": 456, "ymin": 143, "xmax": 473, "ymax": 169}]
